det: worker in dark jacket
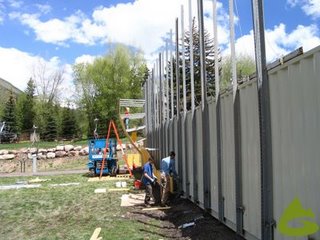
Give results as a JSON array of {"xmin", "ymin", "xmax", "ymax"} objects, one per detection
[{"xmin": 142, "ymin": 157, "xmax": 157, "ymax": 206}]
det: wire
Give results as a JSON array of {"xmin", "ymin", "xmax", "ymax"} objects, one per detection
[{"xmin": 234, "ymin": 0, "xmax": 243, "ymax": 38}]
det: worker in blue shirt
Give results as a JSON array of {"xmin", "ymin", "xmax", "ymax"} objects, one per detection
[
  {"xmin": 160, "ymin": 151, "xmax": 177, "ymax": 206},
  {"xmin": 142, "ymin": 157, "xmax": 157, "ymax": 206}
]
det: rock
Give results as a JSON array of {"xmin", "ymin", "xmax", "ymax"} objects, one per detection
[
  {"xmin": 0, "ymin": 150, "xmax": 9, "ymax": 155},
  {"xmin": 38, "ymin": 148, "xmax": 47, "ymax": 153},
  {"xmin": 64, "ymin": 145, "xmax": 74, "ymax": 152},
  {"xmin": 68, "ymin": 151, "xmax": 79, "ymax": 157},
  {"xmin": 0, "ymin": 154, "xmax": 15, "ymax": 160},
  {"xmin": 82, "ymin": 147, "xmax": 89, "ymax": 154},
  {"xmin": 74, "ymin": 146, "xmax": 82, "ymax": 151},
  {"xmin": 38, "ymin": 154, "xmax": 47, "ymax": 160},
  {"xmin": 29, "ymin": 147, "xmax": 37, "ymax": 154},
  {"xmin": 20, "ymin": 148, "xmax": 28, "ymax": 154},
  {"xmin": 47, "ymin": 148, "xmax": 55, "ymax": 152},
  {"xmin": 8, "ymin": 150, "xmax": 18, "ymax": 154},
  {"xmin": 47, "ymin": 152, "xmax": 55, "ymax": 159},
  {"xmin": 56, "ymin": 145, "xmax": 64, "ymax": 151},
  {"xmin": 55, "ymin": 151, "xmax": 66, "ymax": 157}
]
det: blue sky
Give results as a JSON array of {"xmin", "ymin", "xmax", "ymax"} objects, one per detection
[{"xmin": 0, "ymin": 0, "xmax": 319, "ymax": 97}]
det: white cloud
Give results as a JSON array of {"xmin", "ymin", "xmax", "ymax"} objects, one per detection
[
  {"xmin": 0, "ymin": 47, "xmax": 74, "ymax": 101},
  {"xmin": 0, "ymin": 0, "xmax": 5, "ymax": 24},
  {"xmin": 0, "ymin": 47, "xmax": 37, "ymax": 91},
  {"xmin": 223, "ymin": 23, "xmax": 320, "ymax": 62},
  {"xmin": 8, "ymin": 0, "xmax": 23, "ymax": 8},
  {"xmin": 35, "ymin": 4, "xmax": 52, "ymax": 15},
  {"xmin": 75, "ymin": 54, "xmax": 97, "ymax": 65},
  {"xmin": 9, "ymin": 0, "xmax": 225, "ymax": 58},
  {"xmin": 287, "ymin": 0, "xmax": 320, "ymax": 18},
  {"xmin": 302, "ymin": 0, "xmax": 320, "ymax": 18}
]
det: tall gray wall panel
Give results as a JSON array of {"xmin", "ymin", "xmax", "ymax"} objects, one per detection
[
  {"xmin": 186, "ymin": 112, "xmax": 194, "ymax": 199},
  {"xmin": 173, "ymin": 119, "xmax": 179, "ymax": 176},
  {"xmin": 208, "ymin": 101, "xmax": 219, "ymax": 216},
  {"xmin": 220, "ymin": 92, "xmax": 236, "ymax": 229},
  {"xmin": 181, "ymin": 117, "xmax": 187, "ymax": 194},
  {"xmin": 269, "ymin": 48, "xmax": 320, "ymax": 240},
  {"xmin": 195, "ymin": 108, "xmax": 204, "ymax": 206},
  {"xmin": 168, "ymin": 120, "xmax": 174, "ymax": 159},
  {"xmin": 239, "ymin": 81, "xmax": 262, "ymax": 239}
]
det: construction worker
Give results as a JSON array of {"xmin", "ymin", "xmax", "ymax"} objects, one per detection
[
  {"xmin": 123, "ymin": 107, "xmax": 130, "ymax": 129},
  {"xmin": 142, "ymin": 157, "xmax": 157, "ymax": 206},
  {"xmin": 160, "ymin": 151, "xmax": 177, "ymax": 206}
]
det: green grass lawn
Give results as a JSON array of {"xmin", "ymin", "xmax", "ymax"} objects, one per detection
[{"xmin": 0, "ymin": 174, "xmax": 162, "ymax": 240}]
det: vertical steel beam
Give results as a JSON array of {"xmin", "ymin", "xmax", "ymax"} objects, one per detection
[
  {"xmin": 175, "ymin": 18, "xmax": 180, "ymax": 117},
  {"xmin": 165, "ymin": 40, "xmax": 169, "ymax": 121},
  {"xmin": 189, "ymin": 0, "xmax": 195, "ymax": 113},
  {"xmin": 198, "ymin": 0, "xmax": 207, "ymax": 109},
  {"xmin": 198, "ymin": 0, "xmax": 211, "ymax": 210},
  {"xmin": 229, "ymin": 0, "xmax": 244, "ymax": 236},
  {"xmin": 251, "ymin": 0, "xmax": 274, "ymax": 239},
  {"xmin": 159, "ymin": 53, "xmax": 163, "ymax": 160},
  {"xmin": 181, "ymin": 6, "xmax": 187, "ymax": 114},
  {"xmin": 212, "ymin": 0, "xmax": 224, "ymax": 222},
  {"xmin": 170, "ymin": 29, "xmax": 174, "ymax": 119},
  {"xmin": 186, "ymin": 0, "xmax": 194, "ymax": 199},
  {"xmin": 181, "ymin": 5, "xmax": 187, "ymax": 196}
]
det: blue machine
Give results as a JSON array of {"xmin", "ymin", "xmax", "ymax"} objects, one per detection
[{"xmin": 87, "ymin": 138, "xmax": 118, "ymax": 176}]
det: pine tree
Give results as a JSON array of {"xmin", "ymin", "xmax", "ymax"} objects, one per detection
[
  {"xmin": 167, "ymin": 18, "xmax": 221, "ymax": 111},
  {"xmin": 61, "ymin": 105, "xmax": 77, "ymax": 140},
  {"xmin": 22, "ymin": 78, "xmax": 36, "ymax": 132},
  {"xmin": 43, "ymin": 104, "xmax": 57, "ymax": 141},
  {"xmin": 3, "ymin": 91, "xmax": 17, "ymax": 133}
]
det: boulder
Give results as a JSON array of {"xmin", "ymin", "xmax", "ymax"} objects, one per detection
[
  {"xmin": 68, "ymin": 151, "xmax": 79, "ymax": 157},
  {"xmin": 47, "ymin": 148, "xmax": 55, "ymax": 152},
  {"xmin": 55, "ymin": 151, "xmax": 66, "ymax": 157},
  {"xmin": 29, "ymin": 147, "xmax": 37, "ymax": 154},
  {"xmin": 56, "ymin": 145, "xmax": 64, "ymax": 151},
  {"xmin": 8, "ymin": 150, "xmax": 18, "ymax": 154},
  {"xmin": 38, "ymin": 148, "xmax": 47, "ymax": 153},
  {"xmin": 0, "ymin": 150, "xmax": 9, "ymax": 155},
  {"xmin": 74, "ymin": 146, "xmax": 82, "ymax": 151},
  {"xmin": 0, "ymin": 154, "xmax": 15, "ymax": 160},
  {"xmin": 47, "ymin": 152, "xmax": 55, "ymax": 159},
  {"xmin": 82, "ymin": 147, "xmax": 89, "ymax": 154},
  {"xmin": 64, "ymin": 145, "xmax": 74, "ymax": 152},
  {"xmin": 37, "ymin": 153, "xmax": 47, "ymax": 160}
]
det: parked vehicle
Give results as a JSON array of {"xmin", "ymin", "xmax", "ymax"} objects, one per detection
[{"xmin": 0, "ymin": 121, "xmax": 17, "ymax": 143}]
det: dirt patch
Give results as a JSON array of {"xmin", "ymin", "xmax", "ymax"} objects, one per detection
[{"xmin": 124, "ymin": 195, "xmax": 242, "ymax": 240}]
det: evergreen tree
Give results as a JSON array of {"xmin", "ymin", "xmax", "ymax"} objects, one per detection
[
  {"xmin": 20, "ymin": 78, "xmax": 36, "ymax": 132},
  {"xmin": 168, "ymin": 18, "xmax": 221, "ymax": 112},
  {"xmin": 3, "ymin": 91, "xmax": 17, "ymax": 133},
  {"xmin": 43, "ymin": 104, "xmax": 57, "ymax": 141},
  {"xmin": 61, "ymin": 105, "xmax": 77, "ymax": 140}
]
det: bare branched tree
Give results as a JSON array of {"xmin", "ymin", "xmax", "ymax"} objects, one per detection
[{"xmin": 32, "ymin": 59, "xmax": 65, "ymax": 103}]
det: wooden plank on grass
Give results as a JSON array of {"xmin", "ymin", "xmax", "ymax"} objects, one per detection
[{"xmin": 108, "ymin": 188, "xmax": 130, "ymax": 192}]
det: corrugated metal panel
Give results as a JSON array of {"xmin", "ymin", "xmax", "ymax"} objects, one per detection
[
  {"xmin": 186, "ymin": 112, "xmax": 194, "ymax": 199},
  {"xmin": 195, "ymin": 107, "xmax": 204, "ymax": 206},
  {"xmin": 269, "ymin": 47, "xmax": 320, "ymax": 240},
  {"xmin": 220, "ymin": 92, "xmax": 236, "ymax": 228},
  {"xmin": 208, "ymin": 101, "xmax": 219, "ymax": 216},
  {"xmin": 239, "ymin": 80, "xmax": 261, "ymax": 239}
]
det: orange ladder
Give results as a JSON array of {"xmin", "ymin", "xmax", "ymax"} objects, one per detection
[{"xmin": 99, "ymin": 120, "xmax": 132, "ymax": 179}]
